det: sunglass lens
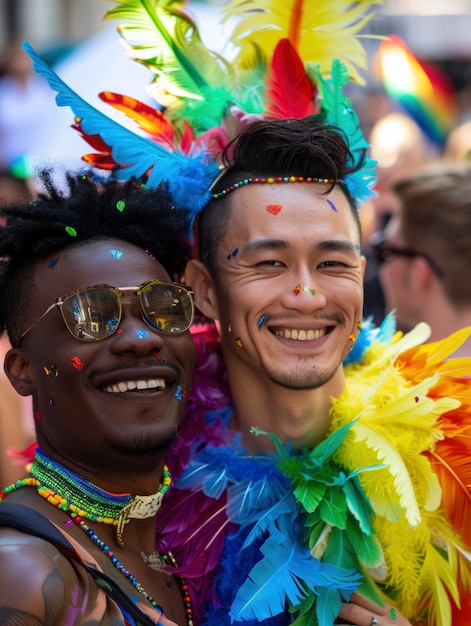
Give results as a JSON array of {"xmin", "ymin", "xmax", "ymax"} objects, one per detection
[
  {"xmin": 140, "ymin": 283, "xmax": 194, "ymax": 333},
  {"xmin": 61, "ymin": 288, "xmax": 121, "ymax": 341}
]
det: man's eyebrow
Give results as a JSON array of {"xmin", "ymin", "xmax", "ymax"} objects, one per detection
[
  {"xmin": 240, "ymin": 239, "xmax": 289, "ymax": 254},
  {"xmin": 240, "ymin": 239, "xmax": 358, "ymax": 254}
]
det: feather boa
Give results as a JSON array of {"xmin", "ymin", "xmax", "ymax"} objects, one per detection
[{"xmin": 155, "ymin": 317, "xmax": 471, "ymax": 625}]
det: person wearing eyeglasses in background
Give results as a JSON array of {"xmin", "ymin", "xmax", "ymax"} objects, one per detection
[
  {"xmin": 0, "ymin": 171, "xmax": 197, "ymax": 625},
  {"xmin": 373, "ymin": 161, "xmax": 471, "ymax": 357}
]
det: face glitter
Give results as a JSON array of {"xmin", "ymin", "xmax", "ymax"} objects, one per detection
[
  {"xmin": 293, "ymin": 283, "xmax": 301, "ymax": 295},
  {"xmin": 235, "ymin": 337, "xmax": 243, "ymax": 347},
  {"xmin": 266, "ymin": 204, "xmax": 282, "ymax": 215},
  {"xmin": 257, "ymin": 315, "xmax": 265, "ymax": 328},
  {"xmin": 303, "ymin": 287, "xmax": 316, "ymax": 296},
  {"xmin": 227, "ymin": 323, "xmax": 232, "ymax": 333},
  {"xmin": 108, "ymin": 249, "xmax": 123, "ymax": 259},
  {"xmin": 226, "ymin": 248, "xmax": 239, "ymax": 260},
  {"xmin": 135, "ymin": 329, "xmax": 148, "ymax": 339},
  {"xmin": 175, "ymin": 385, "xmax": 183, "ymax": 401},
  {"xmin": 65, "ymin": 226, "xmax": 77, "ymax": 237},
  {"xmin": 48, "ymin": 259, "xmax": 58, "ymax": 269},
  {"xmin": 116, "ymin": 199, "xmax": 126, "ymax": 212},
  {"xmin": 71, "ymin": 356, "xmax": 84, "ymax": 371},
  {"xmin": 43, "ymin": 365, "xmax": 59, "ymax": 377},
  {"xmin": 326, "ymin": 199, "xmax": 338, "ymax": 212},
  {"xmin": 349, "ymin": 333, "xmax": 356, "ymax": 342}
]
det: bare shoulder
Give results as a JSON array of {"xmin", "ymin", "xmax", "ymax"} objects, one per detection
[{"xmin": 0, "ymin": 527, "xmax": 67, "ymax": 624}]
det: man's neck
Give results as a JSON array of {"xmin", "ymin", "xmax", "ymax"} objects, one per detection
[{"xmin": 226, "ymin": 367, "xmax": 344, "ymax": 455}]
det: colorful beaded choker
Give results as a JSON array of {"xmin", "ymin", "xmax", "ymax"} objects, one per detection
[
  {"xmin": 211, "ymin": 175, "xmax": 343, "ymax": 199},
  {"xmin": 9, "ymin": 448, "xmax": 171, "ymax": 548},
  {"xmin": 0, "ymin": 450, "xmax": 194, "ymax": 625}
]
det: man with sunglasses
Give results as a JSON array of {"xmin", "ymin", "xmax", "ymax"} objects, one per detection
[
  {"xmin": 375, "ymin": 161, "xmax": 471, "ymax": 357},
  {"xmin": 0, "ymin": 171, "xmax": 196, "ymax": 625}
]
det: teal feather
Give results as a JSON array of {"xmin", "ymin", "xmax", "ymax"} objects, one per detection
[{"xmin": 22, "ymin": 41, "xmax": 219, "ymax": 225}]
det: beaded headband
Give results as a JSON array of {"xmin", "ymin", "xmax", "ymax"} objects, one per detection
[
  {"xmin": 22, "ymin": 1, "xmax": 378, "ymax": 234},
  {"xmin": 212, "ymin": 176, "xmax": 344, "ymax": 200}
]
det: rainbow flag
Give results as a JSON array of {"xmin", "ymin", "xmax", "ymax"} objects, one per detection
[{"xmin": 375, "ymin": 34, "xmax": 457, "ymax": 144}]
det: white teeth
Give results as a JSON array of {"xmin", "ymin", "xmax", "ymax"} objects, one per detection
[
  {"xmin": 104, "ymin": 379, "xmax": 166, "ymax": 393},
  {"xmin": 274, "ymin": 327, "xmax": 326, "ymax": 341}
]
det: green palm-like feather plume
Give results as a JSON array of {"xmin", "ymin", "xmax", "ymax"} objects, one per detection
[{"xmin": 104, "ymin": 0, "xmax": 233, "ymax": 113}]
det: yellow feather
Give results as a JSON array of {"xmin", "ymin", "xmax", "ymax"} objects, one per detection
[{"xmin": 221, "ymin": 0, "xmax": 382, "ymax": 84}]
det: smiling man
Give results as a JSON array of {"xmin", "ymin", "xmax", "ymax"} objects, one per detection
[
  {"xmin": 154, "ymin": 117, "xmax": 471, "ymax": 626},
  {"xmin": 0, "ymin": 172, "xmax": 196, "ymax": 625}
]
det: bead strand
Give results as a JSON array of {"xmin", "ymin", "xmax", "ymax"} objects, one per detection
[{"xmin": 212, "ymin": 175, "xmax": 343, "ymax": 199}]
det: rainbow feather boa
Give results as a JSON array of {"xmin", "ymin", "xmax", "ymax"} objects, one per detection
[{"xmin": 156, "ymin": 317, "xmax": 471, "ymax": 625}]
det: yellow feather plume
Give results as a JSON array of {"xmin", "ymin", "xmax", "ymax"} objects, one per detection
[{"xmin": 221, "ymin": 0, "xmax": 383, "ymax": 84}]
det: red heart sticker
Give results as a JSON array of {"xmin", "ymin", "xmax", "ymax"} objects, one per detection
[{"xmin": 266, "ymin": 204, "xmax": 282, "ymax": 215}]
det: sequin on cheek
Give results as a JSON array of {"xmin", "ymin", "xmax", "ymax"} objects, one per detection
[
  {"xmin": 227, "ymin": 323, "xmax": 232, "ymax": 333},
  {"xmin": 116, "ymin": 329, "xmax": 123, "ymax": 335},
  {"xmin": 326, "ymin": 199, "xmax": 338, "ymax": 212},
  {"xmin": 257, "ymin": 315, "xmax": 265, "ymax": 328},
  {"xmin": 266, "ymin": 204, "xmax": 282, "ymax": 215},
  {"xmin": 65, "ymin": 226, "xmax": 77, "ymax": 237},
  {"xmin": 293, "ymin": 283, "xmax": 301, "ymax": 295},
  {"xmin": 43, "ymin": 365, "xmax": 59, "ymax": 377},
  {"xmin": 349, "ymin": 333, "xmax": 356, "ymax": 342},
  {"xmin": 71, "ymin": 356, "xmax": 84, "ymax": 371},
  {"xmin": 135, "ymin": 329, "xmax": 148, "ymax": 339},
  {"xmin": 226, "ymin": 248, "xmax": 239, "ymax": 260},
  {"xmin": 303, "ymin": 287, "xmax": 316, "ymax": 296},
  {"xmin": 116, "ymin": 200, "xmax": 126, "ymax": 212},
  {"xmin": 108, "ymin": 249, "xmax": 123, "ymax": 260},
  {"xmin": 235, "ymin": 337, "xmax": 243, "ymax": 347},
  {"xmin": 175, "ymin": 385, "xmax": 184, "ymax": 401}
]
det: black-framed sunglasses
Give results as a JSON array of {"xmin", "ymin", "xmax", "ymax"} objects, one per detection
[
  {"xmin": 370, "ymin": 232, "xmax": 444, "ymax": 279},
  {"xmin": 20, "ymin": 280, "xmax": 195, "ymax": 342}
]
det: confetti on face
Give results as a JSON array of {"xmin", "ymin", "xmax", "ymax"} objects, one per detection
[
  {"xmin": 116, "ymin": 199, "xmax": 126, "ymax": 212},
  {"xmin": 65, "ymin": 226, "xmax": 77, "ymax": 237},
  {"xmin": 266, "ymin": 204, "xmax": 282, "ymax": 215},
  {"xmin": 71, "ymin": 356, "xmax": 84, "ymax": 371},
  {"xmin": 293, "ymin": 283, "xmax": 301, "ymax": 296},
  {"xmin": 175, "ymin": 385, "xmax": 183, "ymax": 401},
  {"xmin": 108, "ymin": 249, "xmax": 123, "ymax": 260},
  {"xmin": 349, "ymin": 333, "xmax": 356, "ymax": 342},
  {"xmin": 227, "ymin": 322, "xmax": 232, "ymax": 333},
  {"xmin": 235, "ymin": 337, "xmax": 243, "ymax": 347},
  {"xmin": 326, "ymin": 199, "xmax": 338, "ymax": 212},
  {"xmin": 226, "ymin": 248, "xmax": 239, "ymax": 260},
  {"xmin": 116, "ymin": 329, "xmax": 123, "ymax": 335},
  {"xmin": 257, "ymin": 315, "xmax": 265, "ymax": 328},
  {"xmin": 303, "ymin": 287, "xmax": 316, "ymax": 296},
  {"xmin": 135, "ymin": 329, "xmax": 148, "ymax": 339},
  {"xmin": 43, "ymin": 364, "xmax": 59, "ymax": 377},
  {"xmin": 48, "ymin": 258, "xmax": 58, "ymax": 269}
]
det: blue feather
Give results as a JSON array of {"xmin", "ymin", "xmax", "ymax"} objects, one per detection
[
  {"xmin": 230, "ymin": 531, "xmax": 361, "ymax": 622},
  {"xmin": 22, "ymin": 41, "xmax": 219, "ymax": 230}
]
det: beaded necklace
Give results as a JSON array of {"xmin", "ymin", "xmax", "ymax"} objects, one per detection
[{"xmin": 0, "ymin": 449, "xmax": 193, "ymax": 626}]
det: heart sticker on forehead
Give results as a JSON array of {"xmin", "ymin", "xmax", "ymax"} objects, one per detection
[{"xmin": 266, "ymin": 204, "xmax": 282, "ymax": 215}]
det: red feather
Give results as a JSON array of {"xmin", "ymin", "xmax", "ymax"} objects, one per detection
[
  {"xmin": 99, "ymin": 92, "xmax": 176, "ymax": 148},
  {"xmin": 266, "ymin": 39, "xmax": 317, "ymax": 119}
]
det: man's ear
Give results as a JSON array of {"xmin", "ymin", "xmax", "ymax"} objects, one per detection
[
  {"xmin": 4, "ymin": 348, "xmax": 35, "ymax": 397},
  {"xmin": 413, "ymin": 256, "xmax": 435, "ymax": 293},
  {"xmin": 185, "ymin": 260, "xmax": 220, "ymax": 321}
]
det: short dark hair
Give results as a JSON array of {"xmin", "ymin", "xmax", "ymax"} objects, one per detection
[
  {"xmin": 198, "ymin": 116, "xmax": 364, "ymax": 275},
  {"xmin": 0, "ymin": 170, "xmax": 191, "ymax": 346},
  {"xmin": 393, "ymin": 162, "xmax": 471, "ymax": 307}
]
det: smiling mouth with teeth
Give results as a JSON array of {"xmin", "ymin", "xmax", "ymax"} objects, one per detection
[
  {"xmin": 104, "ymin": 379, "xmax": 167, "ymax": 393},
  {"xmin": 273, "ymin": 328, "xmax": 327, "ymax": 341}
]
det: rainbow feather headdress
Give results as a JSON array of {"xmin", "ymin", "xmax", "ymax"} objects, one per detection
[{"xmin": 23, "ymin": 0, "xmax": 380, "ymax": 232}]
